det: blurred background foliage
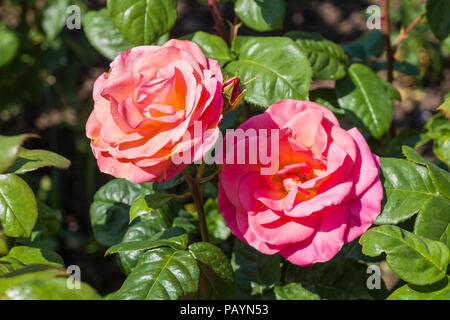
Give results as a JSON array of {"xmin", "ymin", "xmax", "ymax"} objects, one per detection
[{"xmin": 0, "ymin": 0, "xmax": 448, "ymax": 294}]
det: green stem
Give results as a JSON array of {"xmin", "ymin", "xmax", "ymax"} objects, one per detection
[{"xmin": 182, "ymin": 168, "xmax": 209, "ymax": 243}]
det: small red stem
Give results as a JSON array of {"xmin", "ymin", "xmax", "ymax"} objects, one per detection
[
  {"xmin": 393, "ymin": 13, "xmax": 425, "ymax": 52},
  {"xmin": 208, "ymin": 0, "xmax": 229, "ymax": 45},
  {"xmin": 382, "ymin": 0, "xmax": 394, "ymax": 83}
]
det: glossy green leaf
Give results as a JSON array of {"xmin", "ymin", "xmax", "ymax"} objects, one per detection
[
  {"xmin": 189, "ymin": 242, "xmax": 234, "ymax": 299},
  {"xmin": 0, "ymin": 265, "xmax": 65, "ymax": 295},
  {"xmin": 401, "ymin": 146, "xmax": 450, "ymax": 199},
  {"xmin": 414, "ymin": 197, "xmax": 450, "ymax": 247},
  {"xmin": 108, "ymin": 0, "xmax": 177, "ymax": 45},
  {"xmin": 129, "ymin": 192, "xmax": 176, "ymax": 223},
  {"xmin": 360, "ymin": 225, "xmax": 449, "ymax": 285},
  {"xmin": 376, "ymin": 158, "xmax": 447, "ymax": 224},
  {"xmin": 285, "ymin": 31, "xmax": 347, "ymax": 80},
  {"xmin": 182, "ymin": 31, "xmax": 231, "ymax": 66},
  {"xmin": 117, "ymin": 212, "xmax": 173, "ymax": 275},
  {"xmin": 90, "ymin": 179, "xmax": 154, "ymax": 246},
  {"xmin": 0, "ymin": 174, "xmax": 37, "ymax": 238},
  {"xmin": 0, "ymin": 28, "xmax": 19, "ymax": 68},
  {"xmin": 225, "ymin": 36, "xmax": 312, "ymax": 107},
  {"xmin": 8, "ymin": 148, "xmax": 70, "ymax": 174},
  {"xmin": 283, "ymin": 254, "xmax": 376, "ymax": 300},
  {"xmin": 83, "ymin": 9, "xmax": 134, "ymax": 60},
  {"xmin": 231, "ymin": 238, "xmax": 281, "ymax": 299},
  {"xmin": 274, "ymin": 283, "xmax": 320, "ymax": 300},
  {"xmin": 336, "ymin": 63, "xmax": 393, "ymax": 138},
  {"xmin": 426, "ymin": 0, "xmax": 450, "ymax": 41},
  {"xmin": 3, "ymin": 278, "xmax": 101, "ymax": 300},
  {"xmin": 0, "ymin": 134, "xmax": 36, "ymax": 174},
  {"xmin": 343, "ymin": 30, "xmax": 384, "ymax": 60},
  {"xmin": 0, "ymin": 246, "xmax": 63, "ymax": 269},
  {"xmin": 106, "ymin": 228, "xmax": 188, "ymax": 256},
  {"xmin": 234, "ymin": 0, "xmax": 286, "ymax": 32},
  {"xmin": 112, "ymin": 247, "xmax": 200, "ymax": 300},
  {"xmin": 387, "ymin": 277, "xmax": 450, "ymax": 300},
  {"xmin": 42, "ymin": 0, "xmax": 69, "ymax": 40}
]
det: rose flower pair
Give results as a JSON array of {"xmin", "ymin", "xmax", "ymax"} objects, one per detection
[{"xmin": 86, "ymin": 40, "xmax": 382, "ymax": 266}]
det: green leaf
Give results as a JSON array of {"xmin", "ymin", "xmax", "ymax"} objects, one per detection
[
  {"xmin": 0, "ymin": 134, "xmax": 36, "ymax": 174},
  {"xmin": 181, "ymin": 31, "xmax": 231, "ymax": 66},
  {"xmin": 274, "ymin": 283, "xmax": 320, "ymax": 300},
  {"xmin": 106, "ymin": 228, "xmax": 188, "ymax": 256},
  {"xmin": 0, "ymin": 174, "xmax": 38, "ymax": 238},
  {"xmin": 387, "ymin": 276, "xmax": 450, "ymax": 300},
  {"xmin": 394, "ymin": 61, "xmax": 420, "ymax": 76},
  {"xmin": 401, "ymin": 146, "xmax": 450, "ymax": 199},
  {"xmin": 117, "ymin": 212, "xmax": 173, "ymax": 275},
  {"xmin": 90, "ymin": 179, "xmax": 154, "ymax": 246},
  {"xmin": 343, "ymin": 30, "xmax": 384, "ymax": 60},
  {"xmin": 83, "ymin": 9, "xmax": 134, "ymax": 60},
  {"xmin": 8, "ymin": 148, "xmax": 70, "ymax": 174},
  {"xmin": 234, "ymin": 0, "xmax": 286, "ymax": 32},
  {"xmin": 112, "ymin": 247, "xmax": 200, "ymax": 300},
  {"xmin": 426, "ymin": 0, "xmax": 450, "ymax": 41},
  {"xmin": 0, "ymin": 265, "xmax": 65, "ymax": 295},
  {"xmin": 225, "ymin": 36, "xmax": 312, "ymax": 107},
  {"xmin": 336, "ymin": 63, "xmax": 393, "ymax": 138},
  {"xmin": 414, "ymin": 197, "xmax": 450, "ymax": 247},
  {"xmin": 360, "ymin": 225, "xmax": 449, "ymax": 285},
  {"xmin": 129, "ymin": 193, "xmax": 176, "ymax": 223},
  {"xmin": 3, "ymin": 278, "xmax": 101, "ymax": 300},
  {"xmin": 0, "ymin": 246, "xmax": 63, "ymax": 268},
  {"xmin": 204, "ymin": 198, "xmax": 230, "ymax": 244},
  {"xmin": 282, "ymin": 254, "xmax": 375, "ymax": 300},
  {"xmin": 0, "ymin": 28, "xmax": 19, "ymax": 68},
  {"xmin": 376, "ymin": 157, "xmax": 447, "ymax": 224},
  {"xmin": 189, "ymin": 242, "xmax": 234, "ymax": 299},
  {"xmin": 42, "ymin": 0, "xmax": 69, "ymax": 40},
  {"xmin": 285, "ymin": 31, "xmax": 347, "ymax": 80},
  {"xmin": 108, "ymin": 0, "xmax": 177, "ymax": 45},
  {"xmin": 309, "ymin": 88, "xmax": 346, "ymax": 116},
  {"xmin": 367, "ymin": 61, "xmax": 420, "ymax": 76},
  {"xmin": 231, "ymin": 238, "xmax": 281, "ymax": 299}
]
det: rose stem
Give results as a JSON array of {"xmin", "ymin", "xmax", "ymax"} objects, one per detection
[
  {"xmin": 183, "ymin": 168, "xmax": 209, "ymax": 243},
  {"xmin": 382, "ymin": 0, "xmax": 394, "ymax": 83},
  {"xmin": 381, "ymin": 0, "xmax": 398, "ymax": 138},
  {"xmin": 208, "ymin": 0, "xmax": 230, "ymax": 45},
  {"xmin": 393, "ymin": 13, "xmax": 426, "ymax": 52}
]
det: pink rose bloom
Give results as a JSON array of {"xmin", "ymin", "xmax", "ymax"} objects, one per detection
[
  {"xmin": 218, "ymin": 100, "xmax": 383, "ymax": 266},
  {"xmin": 86, "ymin": 40, "xmax": 223, "ymax": 183}
]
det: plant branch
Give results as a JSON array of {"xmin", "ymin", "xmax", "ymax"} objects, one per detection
[
  {"xmin": 382, "ymin": 0, "xmax": 394, "ymax": 83},
  {"xmin": 208, "ymin": 0, "xmax": 230, "ymax": 45},
  {"xmin": 393, "ymin": 13, "xmax": 425, "ymax": 52},
  {"xmin": 182, "ymin": 168, "xmax": 209, "ymax": 242}
]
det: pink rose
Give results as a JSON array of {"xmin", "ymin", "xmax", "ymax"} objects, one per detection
[
  {"xmin": 86, "ymin": 40, "xmax": 223, "ymax": 183},
  {"xmin": 218, "ymin": 100, "xmax": 383, "ymax": 266}
]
